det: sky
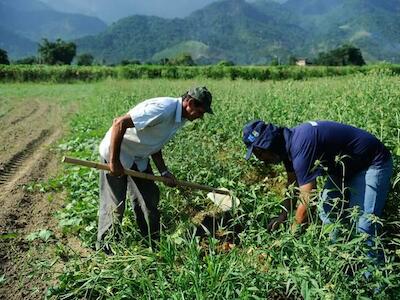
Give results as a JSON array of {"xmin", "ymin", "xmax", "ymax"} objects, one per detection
[{"xmin": 40, "ymin": 0, "xmax": 219, "ymax": 23}]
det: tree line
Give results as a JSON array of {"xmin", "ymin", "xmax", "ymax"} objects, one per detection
[{"xmin": 0, "ymin": 40, "xmax": 367, "ymax": 67}]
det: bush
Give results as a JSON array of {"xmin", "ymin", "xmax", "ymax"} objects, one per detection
[
  {"xmin": 38, "ymin": 38, "xmax": 76, "ymax": 65},
  {"xmin": 0, "ymin": 48, "xmax": 10, "ymax": 65},
  {"xmin": 77, "ymin": 54, "xmax": 94, "ymax": 66}
]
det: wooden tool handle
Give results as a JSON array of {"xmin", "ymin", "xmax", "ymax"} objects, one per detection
[{"xmin": 62, "ymin": 156, "xmax": 230, "ymax": 195}]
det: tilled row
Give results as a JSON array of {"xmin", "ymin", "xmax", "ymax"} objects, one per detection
[
  {"xmin": 10, "ymin": 107, "xmax": 39, "ymax": 125},
  {"xmin": 0, "ymin": 129, "xmax": 50, "ymax": 185}
]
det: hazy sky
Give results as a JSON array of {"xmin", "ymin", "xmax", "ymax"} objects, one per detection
[{"xmin": 41, "ymin": 0, "xmax": 219, "ymax": 23}]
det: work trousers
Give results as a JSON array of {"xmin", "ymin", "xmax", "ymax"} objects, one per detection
[
  {"xmin": 319, "ymin": 157, "xmax": 393, "ymax": 239},
  {"xmin": 97, "ymin": 159, "xmax": 160, "ymax": 243}
]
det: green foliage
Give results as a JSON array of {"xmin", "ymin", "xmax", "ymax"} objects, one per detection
[
  {"xmin": 40, "ymin": 75, "xmax": 400, "ymax": 298},
  {"xmin": 26, "ymin": 229, "xmax": 54, "ymax": 242},
  {"xmin": 2, "ymin": 64, "xmax": 400, "ymax": 83},
  {"xmin": 217, "ymin": 60, "xmax": 235, "ymax": 66},
  {"xmin": 13, "ymin": 56, "xmax": 37, "ymax": 65},
  {"xmin": 270, "ymin": 57, "xmax": 280, "ymax": 66},
  {"xmin": 120, "ymin": 59, "xmax": 141, "ymax": 66},
  {"xmin": 167, "ymin": 53, "xmax": 196, "ymax": 66},
  {"xmin": 0, "ymin": 48, "xmax": 10, "ymax": 65},
  {"xmin": 288, "ymin": 55, "xmax": 298, "ymax": 66},
  {"xmin": 76, "ymin": 53, "xmax": 94, "ymax": 66},
  {"xmin": 315, "ymin": 45, "xmax": 366, "ymax": 66},
  {"xmin": 38, "ymin": 38, "xmax": 77, "ymax": 65}
]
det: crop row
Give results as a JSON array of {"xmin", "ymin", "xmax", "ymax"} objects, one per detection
[{"xmin": 1, "ymin": 64, "xmax": 400, "ymax": 82}]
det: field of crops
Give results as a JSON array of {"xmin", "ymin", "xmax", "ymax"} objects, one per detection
[{"xmin": 2, "ymin": 72, "xmax": 400, "ymax": 299}]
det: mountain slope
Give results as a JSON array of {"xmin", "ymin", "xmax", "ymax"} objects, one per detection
[
  {"xmin": 152, "ymin": 41, "xmax": 216, "ymax": 61},
  {"xmin": 3, "ymin": 0, "xmax": 400, "ymax": 63},
  {"xmin": 185, "ymin": 0, "xmax": 305, "ymax": 63},
  {"xmin": 0, "ymin": 27, "xmax": 37, "ymax": 58},
  {"xmin": 284, "ymin": 0, "xmax": 400, "ymax": 61},
  {"xmin": 0, "ymin": 0, "xmax": 107, "ymax": 41},
  {"xmin": 76, "ymin": 16, "xmax": 188, "ymax": 63},
  {"xmin": 77, "ymin": 0, "xmax": 305, "ymax": 64}
]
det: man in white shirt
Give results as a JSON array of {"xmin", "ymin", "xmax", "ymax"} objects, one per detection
[{"xmin": 97, "ymin": 87, "xmax": 212, "ymax": 249}]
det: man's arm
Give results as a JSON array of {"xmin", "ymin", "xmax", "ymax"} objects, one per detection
[
  {"xmin": 294, "ymin": 181, "xmax": 315, "ymax": 225},
  {"xmin": 151, "ymin": 150, "xmax": 168, "ymax": 175},
  {"xmin": 109, "ymin": 114, "xmax": 134, "ymax": 176},
  {"xmin": 151, "ymin": 150, "xmax": 177, "ymax": 187}
]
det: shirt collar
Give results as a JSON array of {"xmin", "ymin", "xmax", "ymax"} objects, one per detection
[{"xmin": 175, "ymin": 97, "xmax": 183, "ymax": 123}]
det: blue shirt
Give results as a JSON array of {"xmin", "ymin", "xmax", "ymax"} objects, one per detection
[{"xmin": 284, "ymin": 121, "xmax": 391, "ymax": 186}]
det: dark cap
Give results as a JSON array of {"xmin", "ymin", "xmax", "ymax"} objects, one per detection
[
  {"xmin": 188, "ymin": 86, "xmax": 213, "ymax": 114},
  {"xmin": 242, "ymin": 120, "xmax": 282, "ymax": 160}
]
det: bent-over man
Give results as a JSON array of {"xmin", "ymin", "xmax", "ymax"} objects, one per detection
[
  {"xmin": 242, "ymin": 120, "xmax": 393, "ymax": 249},
  {"xmin": 98, "ymin": 87, "xmax": 213, "ymax": 249}
]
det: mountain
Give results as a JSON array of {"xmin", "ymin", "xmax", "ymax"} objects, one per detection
[
  {"xmin": 0, "ymin": 0, "xmax": 107, "ymax": 41},
  {"xmin": 76, "ymin": 16, "xmax": 188, "ymax": 63},
  {"xmin": 0, "ymin": 0, "xmax": 107, "ymax": 58},
  {"xmin": 283, "ymin": 0, "xmax": 400, "ymax": 61},
  {"xmin": 40, "ymin": 0, "xmax": 218, "ymax": 23},
  {"xmin": 152, "ymin": 41, "xmax": 216, "ymax": 62},
  {"xmin": 78, "ymin": 0, "xmax": 400, "ymax": 64},
  {"xmin": 77, "ymin": 0, "xmax": 305, "ymax": 64},
  {"xmin": 3, "ymin": 0, "xmax": 400, "ymax": 63},
  {"xmin": 0, "ymin": 27, "xmax": 37, "ymax": 58}
]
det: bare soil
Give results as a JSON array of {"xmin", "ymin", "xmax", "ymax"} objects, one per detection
[{"xmin": 0, "ymin": 98, "xmax": 88, "ymax": 299}]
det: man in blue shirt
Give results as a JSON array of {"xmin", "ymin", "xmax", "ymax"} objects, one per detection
[{"xmin": 242, "ymin": 120, "xmax": 393, "ymax": 241}]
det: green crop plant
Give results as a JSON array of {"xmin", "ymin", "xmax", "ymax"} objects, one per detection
[
  {"xmin": 7, "ymin": 73, "xmax": 395, "ymax": 298},
  {"xmin": 2, "ymin": 64, "xmax": 400, "ymax": 83}
]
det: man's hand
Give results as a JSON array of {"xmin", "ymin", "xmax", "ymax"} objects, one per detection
[
  {"xmin": 109, "ymin": 161, "xmax": 125, "ymax": 177},
  {"xmin": 267, "ymin": 213, "xmax": 287, "ymax": 232},
  {"xmin": 161, "ymin": 170, "xmax": 178, "ymax": 187}
]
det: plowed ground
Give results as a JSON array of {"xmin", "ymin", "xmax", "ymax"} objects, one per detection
[{"xmin": 0, "ymin": 98, "xmax": 87, "ymax": 299}]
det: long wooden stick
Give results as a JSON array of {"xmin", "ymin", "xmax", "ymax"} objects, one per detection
[{"xmin": 62, "ymin": 156, "xmax": 230, "ymax": 195}]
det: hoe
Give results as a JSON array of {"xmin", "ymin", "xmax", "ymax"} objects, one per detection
[{"xmin": 62, "ymin": 156, "xmax": 240, "ymax": 212}]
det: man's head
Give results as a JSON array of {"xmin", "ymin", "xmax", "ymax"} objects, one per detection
[
  {"xmin": 242, "ymin": 120, "xmax": 284, "ymax": 164},
  {"xmin": 182, "ymin": 86, "xmax": 213, "ymax": 121}
]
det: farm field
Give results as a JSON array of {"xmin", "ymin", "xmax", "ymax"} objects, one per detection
[{"xmin": 0, "ymin": 74, "xmax": 399, "ymax": 299}]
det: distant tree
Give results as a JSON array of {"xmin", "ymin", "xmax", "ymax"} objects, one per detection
[
  {"xmin": 38, "ymin": 38, "xmax": 76, "ymax": 65},
  {"xmin": 168, "ymin": 53, "xmax": 195, "ymax": 66},
  {"xmin": 13, "ymin": 56, "xmax": 37, "ymax": 65},
  {"xmin": 346, "ymin": 45, "xmax": 366, "ymax": 66},
  {"xmin": 315, "ymin": 45, "xmax": 365, "ymax": 66},
  {"xmin": 217, "ymin": 60, "xmax": 235, "ymax": 66},
  {"xmin": 77, "ymin": 53, "xmax": 94, "ymax": 66},
  {"xmin": 288, "ymin": 55, "xmax": 298, "ymax": 65},
  {"xmin": 0, "ymin": 48, "xmax": 10, "ymax": 65},
  {"xmin": 120, "ymin": 59, "xmax": 141, "ymax": 66},
  {"xmin": 159, "ymin": 58, "xmax": 170, "ymax": 65},
  {"xmin": 270, "ymin": 57, "xmax": 279, "ymax": 66}
]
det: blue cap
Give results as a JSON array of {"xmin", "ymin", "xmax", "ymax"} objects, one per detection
[{"xmin": 242, "ymin": 120, "xmax": 282, "ymax": 160}]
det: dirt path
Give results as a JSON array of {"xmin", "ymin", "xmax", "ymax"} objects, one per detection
[{"xmin": 0, "ymin": 99, "xmax": 87, "ymax": 299}]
